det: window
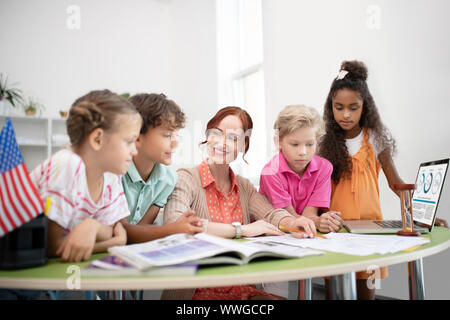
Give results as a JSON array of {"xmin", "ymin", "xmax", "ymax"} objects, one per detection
[{"xmin": 216, "ymin": 0, "xmax": 266, "ymax": 183}]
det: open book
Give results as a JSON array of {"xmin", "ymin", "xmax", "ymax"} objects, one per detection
[
  {"xmin": 108, "ymin": 233, "xmax": 323, "ymax": 270},
  {"xmin": 82, "ymin": 255, "xmax": 198, "ymax": 277}
]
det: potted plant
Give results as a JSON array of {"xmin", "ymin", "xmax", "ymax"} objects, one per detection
[
  {"xmin": 22, "ymin": 97, "xmax": 45, "ymax": 117},
  {"xmin": 0, "ymin": 74, "xmax": 23, "ymax": 115},
  {"xmin": 59, "ymin": 110, "xmax": 68, "ymax": 118}
]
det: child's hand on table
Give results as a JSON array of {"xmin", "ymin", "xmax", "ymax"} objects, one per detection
[
  {"xmin": 435, "ymin": 218, "xmax": 448, "ymax": 228},
  {"xmin": 317, "ymin": 211, "xmax": 343, "ymax": 233},
  {"xmin": 56, "ymin": 219, "xmax": 98, "ymax": 262},
  {"xmin": 112, "ymin": 221, "xmax": 127, "ymax": 246},
  {"xmin": 174, "ymin": 210, "xmax": 204, "ymax": 234}
]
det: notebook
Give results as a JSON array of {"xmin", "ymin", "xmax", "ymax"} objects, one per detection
[{"xmin": 344, "ymin": 158, "xmax": 449, "ymax": 234}]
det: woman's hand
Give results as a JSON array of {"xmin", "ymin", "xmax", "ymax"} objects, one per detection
[
  {"xmin": 241, "ymin": 220, "xmax": 285, "ymax": 237},
  {"xmin": 56, "ymin": 218, "xmax": 99, "ymax": 262},
  {"xmin": 316, "ymin": 211, "xmax": 343, "ymax": 233},
  {"xmin": 173, "ymin": 210, "xmax": 204, "ymax": 234},
  {"xmin": 281, "ymin": 216, "xmax": 316, "ymax": 238}
]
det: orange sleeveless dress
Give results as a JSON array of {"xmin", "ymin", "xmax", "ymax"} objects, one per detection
[{"xmin": 330, "ymin": 129, "xmax": 388, "ymax": 279}]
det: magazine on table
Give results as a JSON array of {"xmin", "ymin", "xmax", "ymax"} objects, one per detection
[
  {"xmin": 82, "ymin": 255, "xmax": 198, "ymax": 277},
  {"xmin": 108, "ymin": 233, "xmax": 323, "ymax": 270}
]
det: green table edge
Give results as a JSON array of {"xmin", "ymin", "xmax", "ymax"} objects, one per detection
[{"xmin": 0, "ymin": 227, "xmax": 449, "ymax": 288}]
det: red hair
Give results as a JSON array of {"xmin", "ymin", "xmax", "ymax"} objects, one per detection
[{"xmin": 201, "ymin": 106, "xmax": 253, "ymax": 161}]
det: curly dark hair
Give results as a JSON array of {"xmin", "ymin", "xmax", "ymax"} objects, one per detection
[
  {"xmin": 128, "ymin": 93, "xmax": 185, "ymax": 134},
  {"xmin": 318, "ymin": 60, "xmax": 396, "ymax": 183}
]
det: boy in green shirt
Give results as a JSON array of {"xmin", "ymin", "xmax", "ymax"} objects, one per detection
[{"xmin": 121, "ymin": 93, "xmax": 203, "ymax": 243}]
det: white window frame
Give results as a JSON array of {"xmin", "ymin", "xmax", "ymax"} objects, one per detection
[{"xmin": 216, "ymin": 0, "xmax": 267, "ymax": 183}]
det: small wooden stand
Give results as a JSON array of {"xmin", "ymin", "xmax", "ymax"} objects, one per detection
[{"xmin": 394, "ymin": 184, "xmax": 421, "ymax": 237}]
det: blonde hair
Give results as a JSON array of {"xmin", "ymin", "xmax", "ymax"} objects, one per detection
[{"xmin": 274, "ymin": 104, "xmax": 325, "ymax": 140}]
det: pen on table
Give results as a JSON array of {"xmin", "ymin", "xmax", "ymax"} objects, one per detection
[
  {"xmin": 44, "ymin": 198, "xmax": 51, "ymax": 216},
  {"xmin": 279, "ymin": 225, "xmax": 327, "ymax": 239}
]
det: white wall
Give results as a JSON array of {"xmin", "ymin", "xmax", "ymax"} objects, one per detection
[
  {"xmin": 262, "ymin": 0, "xmax": 450, "ymax": 299},
  {"xmin": 0, "ymin": 0, "xmax": 171, "ymax": 115},
  {"xmin": 0, "ymin": 0, "xmax": 217, "ymax": 168},
  {"xmin": 165, "ymin": 0, "xmax": 218, "ymax": 168}
]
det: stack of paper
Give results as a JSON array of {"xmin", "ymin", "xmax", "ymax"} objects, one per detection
[{"xmin": 245, "ymin": 233, "xmax": 430, "ymax": 256}]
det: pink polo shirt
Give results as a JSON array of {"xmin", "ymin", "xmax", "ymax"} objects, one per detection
[{"xmin": 259, "ymin": 152, "xmax": 332, "ymax": 215}]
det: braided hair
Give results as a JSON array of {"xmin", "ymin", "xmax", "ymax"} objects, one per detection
[{"xmin": 67, "ymin": 89, "xmax": 139, "ymax": 147}]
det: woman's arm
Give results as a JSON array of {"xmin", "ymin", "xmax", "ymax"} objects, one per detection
[
  {"xmin": 205, "ymin": 222, "xmax": 237, "ymax": 238},
  {"xmin": 238, "ymin": 178, "xmax": 315, "ymax": 235},
  {"xmin": 243, "ymin": 178, "xmax": 292, "ymax": 227},
  {"xmin": 282, "ymin": 205, "xmax": 298, "ymax": 217},
  {"xmin": 206, "ymin": 220, "xmax": 284, "ymax": 238},
  {"xmin": 163, "ymin": 170, "xmax": 196, "ymax": 224}
]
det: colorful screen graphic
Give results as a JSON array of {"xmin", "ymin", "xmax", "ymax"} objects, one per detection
[{"xmin": 413, "ymin": 162, "xmax": 448, "ymax": 226}]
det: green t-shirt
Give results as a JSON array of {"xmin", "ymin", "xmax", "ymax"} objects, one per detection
[{"xmin": 122, "ymin": 161, "xmax": 177, "ymax": 225}]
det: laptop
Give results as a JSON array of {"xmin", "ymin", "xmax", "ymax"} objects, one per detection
[{"xmin": 344, "ymin": 158, "xmax": 449, "ymax": 234}]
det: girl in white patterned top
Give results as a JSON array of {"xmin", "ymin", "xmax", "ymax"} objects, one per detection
[{"xmin": 30, "ymin": 89, "xmax": 142, "ymax": 262}]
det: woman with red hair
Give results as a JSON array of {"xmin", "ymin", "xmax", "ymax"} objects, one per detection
[{"xmin": 163, "ymin": 106, "xmax": 316, "ymax": 300}]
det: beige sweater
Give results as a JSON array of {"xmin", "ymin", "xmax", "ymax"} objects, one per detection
[
  {"xmin": 161, "ymin": 166, "xmax": 293, "ymax": 300},
  {"xmin": 163, "ymin": 167, "xmax": 292, "ymax": 226}
]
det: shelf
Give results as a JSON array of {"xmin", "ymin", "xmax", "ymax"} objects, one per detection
[
  {"xmin": 1, "ymin": 115, "xmax": 68, "ymax": 169},
  {"xmin": 51, "ymin": 142, "xmax": 70, "ymax": 147},
  {"xmin": 16, "ymin": 137, "xmax": 47, "ymax": 146},
  {"xmin": 18, "ymin": 142, "xmax": 48, "ymax": 147},
  {"xmin": 0, "ymin": 115, "xmax": 66, "ymax": 121}
]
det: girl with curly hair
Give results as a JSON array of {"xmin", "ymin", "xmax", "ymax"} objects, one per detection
[
  {"xmin": 320, "ymin": 60, "xmax": 447, "ymax": 300},
  {"xmin": 318, "ymin": 60, "xmax": 402, "ymax": 299}
]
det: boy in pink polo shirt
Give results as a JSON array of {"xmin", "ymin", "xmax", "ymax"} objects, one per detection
[
  {"xmin": 258, "ymin": 105, "xmax": 343, "ymax": 299},
  {"xmin": 259, "ymin": 105, "xmax": 343, "ymax": 234}
]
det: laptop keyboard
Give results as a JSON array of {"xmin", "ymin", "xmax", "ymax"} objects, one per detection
[{"xmin": 374, "ymin": 220, "xmax": 404, "ymax": 228}]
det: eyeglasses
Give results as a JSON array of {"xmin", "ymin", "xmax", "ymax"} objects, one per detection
[{"xmin": 206, "ymin": 128, "xmax": 244, "ymax": 143}]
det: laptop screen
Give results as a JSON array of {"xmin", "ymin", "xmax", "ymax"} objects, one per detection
[{"xmin": 412, "ymin": 159, "xmax": 449, "ymax": 227}]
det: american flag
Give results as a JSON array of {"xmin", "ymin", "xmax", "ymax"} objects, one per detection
[{"xmin": 0, "ymin": 118, "xmax": 44, "ymax": 236}]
